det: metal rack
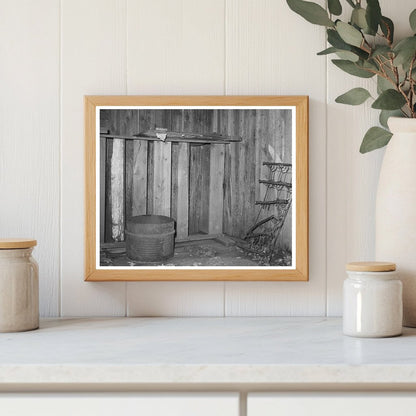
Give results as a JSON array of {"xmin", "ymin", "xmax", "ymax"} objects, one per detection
[{"xmin": 244, "ymin": 162, "xmax": 292, "ymax": 264}]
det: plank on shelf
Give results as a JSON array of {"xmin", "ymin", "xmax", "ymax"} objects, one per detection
[{"xmin": 100, "ymin": 133, "xmax": 239, "ymax": 144}]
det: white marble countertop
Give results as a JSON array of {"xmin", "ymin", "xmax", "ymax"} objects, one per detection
[{"xmin": 1, "ymin": 317, "xmax": 416, "ymax": 388}]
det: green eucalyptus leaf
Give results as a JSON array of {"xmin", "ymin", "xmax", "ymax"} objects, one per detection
[
  {"xmin": 351, "ymin": 7, "xmax": 369, "ymax": 32},
  {"xmin": 372, "ymin": 89, "xmax": 407, "ymax": 110},
  {"xmin": 335, "ymin": 88, "xmax": 371, "ymax": 105},
  {"xmin": 351, "ymin": 46, "xmax": 369, "ymax": 60},
  {"xmin": 410, "ymin": 9, "xmax": 416, "ymax": 32},
  {"xmin": 332, "ymin": 59, "xmax": 375, "ymax": 78},
  {"xmin": 328, "ymin": 0, "xmax": 342, "ymax": 16},
  {"xmin": 380, "ymin": 16, "xmax": 394, "ymax": 44},
  {"xmin": 287, "ymin": 0, "xmax": 334, "ymax": 27},
  {"xmin": 317, "ymin": 47, "xmax": 338, "ymax": 55},
  {"xmin": 335, "ymin": 50, "xmax": 359, "ymax": 62},
  {"xmin": 362, "ymin": 59, "xmax": 379, "ymax": 71},
  {"xmin": 394, "ymin": 36, "xmax": 416, "ymax": 70},
  {"xmin": 327, "ymin": 29, "xmax": 369, "ymax": 59},
  {"xmin": 336, "ymin": 21, "xmax": 363, "ymax": 47},
  {"xmin": 379, "ymin": 110, "xmax": 402, "ymax": 129},
  {"xmin": 371, "ymin": 46, "xmax": 392, "ymax": 58},
  {"xmin": 366, "ymin": 0, "xmax": 382, "ymax": 35},
  {"xmin": 393, "ymin": 36, "xmax": 416, "ymax": 53},
  {"xmin": 378, "ymin": 67, "xmax": 404, "ymax": 88},
  {"xmin": 377, "ymin": 75, "xmax": 393, "ymax": 94},
  {"xmin": 360, "ymin": 127, "xmax": 392, "ymax": 153},
  {"xmin": 327, "ymin": 29, "xmax": 348, "ymax": 48},
  {"xmin": 317, "ymin": 46, "xmax": 359, "ymax": 61}
]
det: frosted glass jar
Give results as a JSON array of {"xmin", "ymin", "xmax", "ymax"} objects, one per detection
[
  {"xmin": 343, "ymin": 262, "xmax": 402, "ymax": 338},
  {"xmin": 0, "ymin": 239, "xmax": 39, "ymax": 332}
]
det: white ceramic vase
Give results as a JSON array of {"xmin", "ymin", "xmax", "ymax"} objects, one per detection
[{"xmin": 376, "ymin": 117, "xmax": 416, "ymax": 327}]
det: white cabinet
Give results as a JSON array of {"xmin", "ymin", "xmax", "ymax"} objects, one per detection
[
  {"xmin": 248, "ymin": 393, "xmax": 416, "ymax": 416},
  {"xmin": 0, "ymin": 393, "xmax": 239, "ymax": 416}
]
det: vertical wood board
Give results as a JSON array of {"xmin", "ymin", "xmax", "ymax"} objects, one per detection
[
  {"xmin": 110, "ymin": 139, "xmax": 125, "ymax": 241},
  {"xmin": 151, "ymin": 142, "xmax": 172, "ymax": 216},
  {"xmin": 124, "ymin": 110, "xmax": 141, "ymax": 219},
  {"xmin": 61, "ymin": 0, "xmax": 127, "ymax": 316},
  {"xmin": 105, "ymin": 139, "xmax": 114, "ymax": 242},
  {"xmin": 189, "ymin": 145, "xmax": 203, "ymax": 234},
  {"xmin": 100, "ymin": 138, "xmax": 106, "ymax": 243},
  {"xmin": 208, "ymin": 145, "xmax": 225, "ymax": 235},
  {"xmin": 131, "ymin": 140, "xmax": 148, "ymax": 217},
  {"xmin": 175, "ymin": 143, "xmax": 190, "ymax": 239},
  {"xmin": 0, "ymin": 0, "xmax": 60, "ymax": 317},
  {"xmin": 127, "ymin": 282, "xmax": 225, "ymax": 317},
  {"xmin": 126, "ymin": 0, "xmax": 225, "ymax": 95}
]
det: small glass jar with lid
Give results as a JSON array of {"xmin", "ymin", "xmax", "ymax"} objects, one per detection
[
  {"xmin": 343, "ymin": 261, "xmax": 402, "ymax": 338},
  {"xmin": 0, "ymin": 239, "xmax": 39, "ymax": 332}
]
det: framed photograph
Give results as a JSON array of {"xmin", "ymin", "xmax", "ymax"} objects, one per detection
[{"xmin": 85, "ymin": 96, "xmax": 308, "ymax": 281}]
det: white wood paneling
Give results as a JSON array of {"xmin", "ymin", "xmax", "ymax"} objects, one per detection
[
  {"xmin": 127, "ymin": 281, "xmax": 225, "ymax": 316},
  {"xmin": 125, "ymin": 0, "xmax": 226, "ymax": 316},
  {"xmin": 248, "ymin": 393, "xmax": 416, "ymax": 416},
  {"xmin": 0, "ymin": 393, "xmax": 239, "ymax": 416},
  {"xmin": 326, "ymin": 0, "xmax": 416, "ymax": 316},
  {"xmin": 0, "ymin": 0, "xmax": 60, "ymax": 317},
  {"xmin": 61, "ymin": 0, "xmax": 127, "ymax": 316},
  {"xmin": 126, "ymin": 0, "xmax": 225, "ymax": 95},
  {"xmin": 224, "ymin": 0, "xmax": 327, "ymax": 316},
  {"xmin": 4, "ymin": 0, "xmax": 409, "ymax": 317}
]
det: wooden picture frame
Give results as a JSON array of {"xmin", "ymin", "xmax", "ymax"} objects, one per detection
[{"xmin": 85, "ymin": 96, "xmax": 308, "ymax": 281}]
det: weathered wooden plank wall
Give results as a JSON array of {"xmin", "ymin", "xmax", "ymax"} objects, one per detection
[
  {"xmin": 171, "ymin": 110, "xmax": 190, "ymax": 239},
  {"xmin": 101, "ymin": 109, "xmax": 292, "ymax": 244},
  {"xmin": 101, "ymin": 110, "xmax": 132, "ymax": 241},
  {"xmin": 222, "ymin": 109, "xmax": 292, "ymax": 246},
  {"xmin": 187, "ymin": 111, "xmax": 212, "ymax": 235},
  {"xmin": 208, "ymin": 111, "xmax": 225, "ymax": 235},
  {"xmin": 150, "ymin": 112, "xmax": 172, "ymax": 216}
]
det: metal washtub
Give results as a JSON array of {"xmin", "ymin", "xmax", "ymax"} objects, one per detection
[{"xmin": 125, "ymin": 215, "xmax": 175, "ymax": 262}]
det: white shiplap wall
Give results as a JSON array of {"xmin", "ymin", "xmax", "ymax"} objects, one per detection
[
  {"xmin": 1, "ymin": 0, "xmax": 413, "ymax": 317},
  {"xmin": 0, "ymin": 0, "xmax": 61, "ymax": 316}
]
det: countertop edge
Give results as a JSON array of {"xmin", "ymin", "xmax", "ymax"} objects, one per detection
[{"xmin": 1, "ymin": 364, "xmax": 416, "ymax": 385}]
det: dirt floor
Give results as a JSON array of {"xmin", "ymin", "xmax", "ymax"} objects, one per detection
[{"xmin": 100, "ymin": 238, "xmax": 261, "ymax": 267}]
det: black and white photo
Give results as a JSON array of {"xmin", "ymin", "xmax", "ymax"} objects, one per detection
[{"xmin": 98, "ymin": 107, "xmax": 295, "ymax": 269}]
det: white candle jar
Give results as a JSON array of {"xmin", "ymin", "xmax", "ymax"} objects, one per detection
[
  {"xmin": 343, "ymin": 262, "xmax": 402, "ymax": 338},
  {"xmin": 0, "ymin": 239, "xmax": 39, "ymax": 332}
]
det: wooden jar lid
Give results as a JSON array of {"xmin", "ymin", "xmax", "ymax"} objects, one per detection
[
  {"xmin": 346, "ymin": 261, "xmax": 396, "ymax": 272},
  {"xmin": 0, "ymin": 239, "xmax": 37, "ymax": 249}
]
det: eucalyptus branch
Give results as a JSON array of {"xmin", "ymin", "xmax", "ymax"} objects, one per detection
[
  {"xmin": 362, "ymin": 37, "xmax": 373, "ymax": 53},
  {"xmin": 375, "ymin": 58, "xmax": 400, "ymax": 89},
  {"xmin": 391, "ymin": 59, "xmax": 400, "ymax": 86},
  {"xmin": 409, "ymin": 56, "xmax": 416, "ymax": 117},
  {"xmin": 287, "ymin": 0, "xmax": 416, "ymax": 152}
]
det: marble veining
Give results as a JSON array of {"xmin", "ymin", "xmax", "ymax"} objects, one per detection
[{"xmin": 0, "ymin": 317, "xmax": 416, "ymax": 385}]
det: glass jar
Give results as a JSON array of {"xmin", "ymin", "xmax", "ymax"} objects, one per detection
[
  {"xmin": 343, "ymin": 262, "xmax": 402, "ymax": 338},
  {"xmin": 0, "ymin": 239, "xmax": 39, "ymax": 332}
]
